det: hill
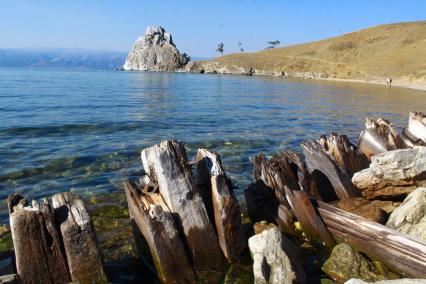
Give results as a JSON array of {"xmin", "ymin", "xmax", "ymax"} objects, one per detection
[
  {"xmin": 192, "ymin": 21, "xmax": 426, "ymax": 86},
  {"xmin": 0, "ymin": 48, "xmax": 127, "ymax": 69}
]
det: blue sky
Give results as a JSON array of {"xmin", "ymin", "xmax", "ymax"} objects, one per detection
[{"xmin": 0, "ymin": 0, "xmax": 425, "ymax": 56}]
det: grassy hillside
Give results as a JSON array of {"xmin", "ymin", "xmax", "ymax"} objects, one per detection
[{"xmin": 208, "ymin": 21, "xmax": 426, "ymax": 82}]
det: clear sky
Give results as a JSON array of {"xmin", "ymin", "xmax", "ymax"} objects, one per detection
[{"xmin": 0, "ymin": 0, "xmax": 425, "ymax": 57}]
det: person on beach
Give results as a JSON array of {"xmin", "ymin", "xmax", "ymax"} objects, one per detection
[{"xmin": 386, "ymin": 77, "xmax": 392, "ymax": 87}]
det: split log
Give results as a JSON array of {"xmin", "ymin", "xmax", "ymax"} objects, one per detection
[
  {"xmin": 316, "ymin": 201, "xmax": 426, "ymax": 278},
  {"xmin": 8, "ymin": 195, "xmax": 71, "ymax": 284},
  {"xmin": 301, "ymin": 134, "xmax": 364, "ymax": 200},
  {"xmin": 124, "ymin": 181, "xmax": 196, "ymax": 283},
  {"xmin": 244, "ymin": 181, "xmax": 296, "ymax": 235},
  {"xmin": 402, "ymin": 111, "xmax": 426, "ymax": 147},
  {"xmin": 141, "ymin": 140, "xmax": 225, "ymax": 272},
  {"xmin": 196, "ymin": 149, "xmax": 246, "ymax": 262},
  {"xmin": 358, "ymin": 118, "xmax": 407, "ymax": 159},
  {"xmin": 52, "ymin": 192, "xmax": 107, "ymax": 284},
  {"xmin": 252, "ymin": 152, "xmax": 334, "ymax": 247}
]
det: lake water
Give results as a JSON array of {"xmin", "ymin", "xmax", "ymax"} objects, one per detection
[{"xmin": 1, "ymin": 68, "xmax": 425, "ymax": 222}]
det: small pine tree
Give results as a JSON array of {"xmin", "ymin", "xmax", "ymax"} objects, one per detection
[
  {"xmin": 216, "ymin": 42, "xmax": 224, "ymax": 55},
  {"xmin": 266, "ymin": 40, "xmax": 280, "ymax": 49},
  {"xmin": 238, "ymin": 42, "xmax": 244, "ymax": 52}
]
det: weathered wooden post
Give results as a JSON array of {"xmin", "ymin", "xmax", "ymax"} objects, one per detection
[
  {"xmin": 52, "ymin": 192, "xmax": 107, "ymax": 284},
  {"xmin": 8, "ymin": 194, "xmax": 71, "ymax": 284},
  {"xmin": 140, "ymin": 140, "xmax": 225, "ymax": 272},
  {"xmin": 124, "ymin": 181, "xmax": 196, "ymax": 283},
  {"xmin": 196, "ymin": 149, "xmax": 246, "ymax": 261},
  {"xmin": 358, "ymin": 118, "xmax": 407, "ymax": 159}
]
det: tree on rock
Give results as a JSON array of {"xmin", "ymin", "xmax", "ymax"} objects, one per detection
[{"xmin": 216, "ymin": 43, "xmax": 224, "ymax": 55}]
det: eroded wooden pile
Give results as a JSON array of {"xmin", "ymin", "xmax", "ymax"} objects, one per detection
[
  {"xmin": 6, "ymin": 192, "xmax": 107, "ymax": 284},
  {"xmin": 124, "ymin": 140, "xmax": 246, "ymax": 283},
  {"xmin": 245, "ymin": 113, "xmax": 426, "ymax": 279}
]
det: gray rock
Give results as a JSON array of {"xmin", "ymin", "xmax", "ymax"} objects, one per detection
[
  {"xmin": 386, "ymin": 187, "xmax": 426, "ymax": 242},
  {"xmin": 123, "ymin": 26, "xmax": 189, "ymax": 71},
  {"xmin": 248, "ymin": 227, "xmax": 306, "ymax": 284},
  {"xmin": 322, "ymin": 243, "xmax": 398, "ymax": 283},
  {"xmin": 352, "ymin": 147, "xmax": 426, "ymax": 199},
  {"xmin": 345, "ymin": 279, "xmax": 426, "ymax": 284}
]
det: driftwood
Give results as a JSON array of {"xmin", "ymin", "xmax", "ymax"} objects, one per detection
[
  {"xmin": 358, "ymin": 118, "xmax": 407, "ymax": 159},
  {"xmin": 8, "ymin": 195, "xmax": 71, "ymax": 284},
  {"xmin": 402, "ymin": 111, "xmax": 426, "ymax": 147},
  {"xmin": 316, "ymin": 201, "xmax": 426, "ymax": 278},
  {"xmin": 196, "ymin": 149, "xmax": 246, "ymax": 261},
  {"xmin": 252, "ymin": 152, "xmax": 334, "ymax": 247},
  {"xmin": 301, "ymin": 134, "xmax": 366, "ymax": 200},
  {"xmin": 52, "ymin": 192, "xmax": 107, "ymax": 284},
  {"xmin": 141, "ymin": 140, "xmax": 225, "ymax": 271},
  {"xmin": 124, "ymin": 181, "xmax": 196, "ymax": 283}
]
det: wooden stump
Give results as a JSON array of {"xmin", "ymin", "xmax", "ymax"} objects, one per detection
[
  {"xmin": 301, "ymin": 134, "xmax": 364, "ymax": 200},
  {"xmin": 252, "ymin": 152, "xmax": 334, "ymax": 247},
  {"xmin": 316, "ymin": 201, "xmax": 426, "ymax": 278},
  {"xmin": 52, "ymin": 192, "xmax": 107, "ymax": 284},
  {"xmin": 358, "ymin": 118, "xmax": 407, "ymax": 159},
  {"xmin": 196, "ymin": 149, "xmax": 246, "ymax": 261},
  {"xmin": 402, "ymin": 111, "xmax": 426, "ymax": 147},
  {"xmin": 141, "ymin": 140, "xmax": 225, "ymax": 272},
  {"xmin": 8, "ymin": 195, "xmax": 71, "ymax": 284},
  {"xmin": 124, "ymin": 181, "xmax": 196, "ymax": 283}
]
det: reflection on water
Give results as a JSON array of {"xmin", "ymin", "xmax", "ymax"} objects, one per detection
[{"xmin": 0, "ymin": 68, "xmax": 425, "ymax": 222}]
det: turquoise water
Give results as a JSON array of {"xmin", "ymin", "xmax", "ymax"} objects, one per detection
[{"xmin": 1, "ymin": 68, "xmax": 425, "ymax": 221}]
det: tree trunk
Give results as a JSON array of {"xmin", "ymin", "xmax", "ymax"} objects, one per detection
[
  {"xmin": 196, "ymin": 149, "xmax": 246, "ymax": 262},
  {"xmin": 124, "ymin": 181, "xmax": 196, "ymax": 284},
  {"xmin": 52, "ymin": 192, "xmax": 107, "ymax": 284},
  {"xmin": 140, "ymin": 140, "xmax": 225, "ymax": 272},
  {"xmin": 8, "ymin": 195, "xmax": 71, "ymax": 284},
  {"xmin": 316, "ymin": 201, "xmax": 426, "ymax": 278}
]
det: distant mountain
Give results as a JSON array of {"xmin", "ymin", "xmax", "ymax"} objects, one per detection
[{"xmin": 0, "ymin": 48, "xmax": 127, "ymax": 69}]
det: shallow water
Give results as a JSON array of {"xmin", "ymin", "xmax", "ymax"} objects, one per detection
[{"xmin": 1, "ymin": 68, "xmax": 425, "ymax": 222}]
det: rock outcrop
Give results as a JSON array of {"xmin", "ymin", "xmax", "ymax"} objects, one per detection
[
  {"xmin": 386, "ymin": 187, "xmax": 426, "ymax": 242},
  {"xmin": 248, "ymin": 227, "xmax": 306, "ymax": 284},
  {"xmin": 123, "ymin": 26, "xmax": 189, "ymax": 71},
  {"xmin": 352, "ymin": 147, "xmax": 426, "ymax": 199},
  {"xmin": 322, "ymin": 243, "xmax": 398, "ymax": 283}
]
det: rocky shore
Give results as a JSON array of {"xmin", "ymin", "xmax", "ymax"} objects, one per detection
[{"xmin": 2, "ymin": 112, "xmax": 426, "ymax": 283}]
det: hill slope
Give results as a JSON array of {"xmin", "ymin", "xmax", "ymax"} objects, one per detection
[{"xmin": 198, "ymin": 21, "xmax": 426, "ymax": 84}]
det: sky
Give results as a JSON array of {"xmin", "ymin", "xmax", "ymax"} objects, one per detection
[{"xmin": 0, "ymin": 0, "xmax": 425, "ymax": 57}]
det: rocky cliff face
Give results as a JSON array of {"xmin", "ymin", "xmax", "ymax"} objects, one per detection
[{"xmin": 122, "ymin": 26, "xmax": 189, "ymax": 71}]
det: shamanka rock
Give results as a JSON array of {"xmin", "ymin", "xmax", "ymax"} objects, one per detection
[
  {"xmin": 248, "ymin": 227, "xmax": 306, "ymax": 284},
  {"xmin": 386, "ymin": 187, "xmax": 426, "ymax": 242},
  {"xmin": 123, "ymin": 26, "xmax": 189, "ymax": 71},
  {"xmin": 352, "ymin": 147, "xmax": 426, "ymax": 199}
]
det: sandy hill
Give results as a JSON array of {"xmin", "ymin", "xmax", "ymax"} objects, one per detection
[{"xmin": 206, "ymin": 21, "xmax": 426, "ymax": 84}]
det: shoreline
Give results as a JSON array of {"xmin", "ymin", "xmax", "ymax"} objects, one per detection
[
  {"xmin": 320, "ymin": 77, "xmax": 426, "ymax": 92},
  {"xmin": 184, "ymin": 61, "xmax": 426, "ymax": 92}
]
